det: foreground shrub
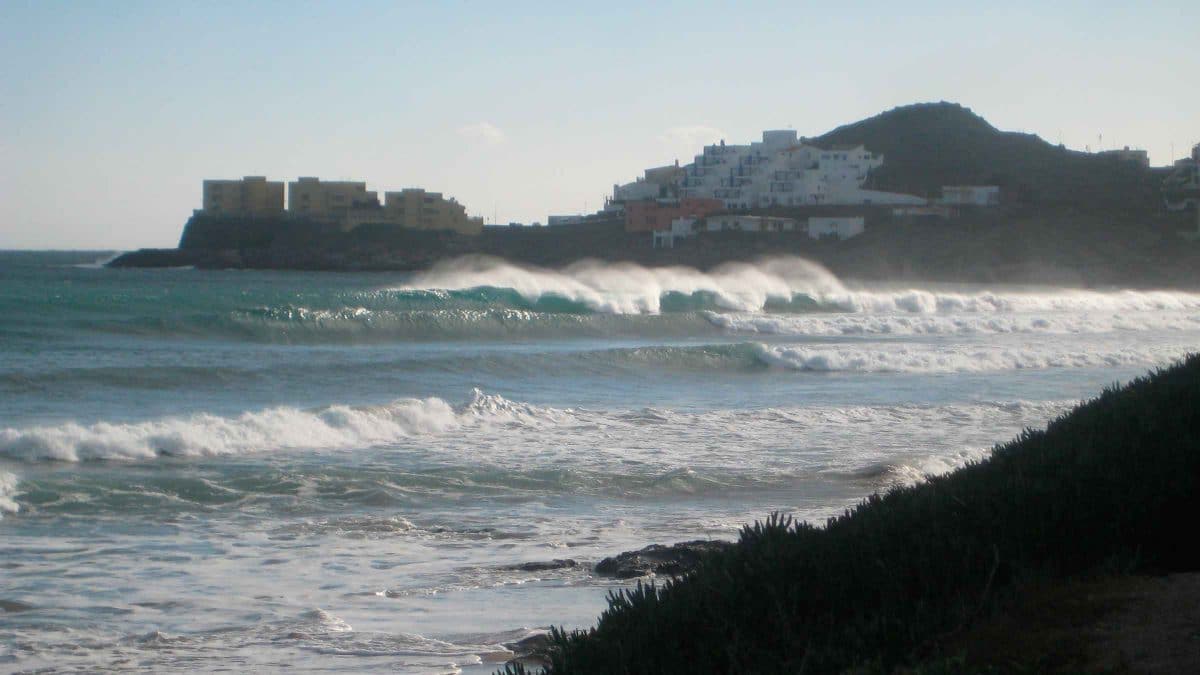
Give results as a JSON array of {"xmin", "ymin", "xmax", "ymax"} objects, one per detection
[{"xmin": 504, "ymin": 354, "xmax": 1200, "ymax": 674}]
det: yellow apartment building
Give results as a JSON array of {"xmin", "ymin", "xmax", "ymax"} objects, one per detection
[
  {"xmin": 200, "ymin": 177, "xmax": 481, "ymax": 235},
  {"xmin": 202, "ymin": 176, "xmax": 284, "ymax": 216},
  {"xmin": 287, "ymin": 177, "xmax": 380, "ymax": 222},
  {"xmin": 380, "ymin": 188, "xmax": 483, "ymax": 235}
]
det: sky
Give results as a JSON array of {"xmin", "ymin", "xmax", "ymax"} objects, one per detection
[{"xmin": 1, "ymin": 1, "xmax": 1197, "ymax": 249}]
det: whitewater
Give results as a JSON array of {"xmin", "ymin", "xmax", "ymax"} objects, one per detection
[{"xmin": 2, "ymin": 250, "xmax": 1198, "ymax": 673}]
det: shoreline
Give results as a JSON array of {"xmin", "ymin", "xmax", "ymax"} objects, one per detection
[{"xmin": 106, "ymin": 204, "xmax": 1200, "ymax": 289}]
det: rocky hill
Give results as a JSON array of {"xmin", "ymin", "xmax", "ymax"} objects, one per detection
[{"xmin": 815, "ymin": 102, "xmax": 1164, "ymax": 212}]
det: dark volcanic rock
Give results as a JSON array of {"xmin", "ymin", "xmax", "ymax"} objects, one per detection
[
  {"xmin": 107, "ymin": 248, "xmax": 198, "ymax": 268},
  {"xmin": 502, "ymin": 559, "xmax": 578, "ymax": 572},
  {"xmin": 505, "ymin": 632, "xmax": 551, "ymax": 654},
  {"xmin": 503, "ymin": 631, "xmax": 554, "ymax": 670},
  {"xmin": 594, "ymin": 540, "xmax": 732, "ymax": 579}
]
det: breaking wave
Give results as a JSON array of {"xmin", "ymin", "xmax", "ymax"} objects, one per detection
[
  {"xmin": 588, "ymin": 340, "xmax": 1190, "ymax": 374},
  {"xmin": 1, "ymin": 396, "xmax": 1077, "ymax": 524},
  {"xmin": 850, "ymin": 448, "xmax": 992, "ymax": 489},
  {"xmin": 0, "ymin": 390, "xmax": 563, "ymax": 463},
  {"xmin": 751, "ymin": 342, "xmax": 1192, "ymax": 374},
  {"xmin": 27, "ymin": 256, "xmax": 1200, "ymax": 345},
  {"xmin": 814, "ymin": 287, "xmax": 1200, "ymax": 315},
  {"xmin": 0, "ymin": 388, "xmax": 1077, "ymax": 468},
  {"xmin": 397, "ymin": 255, "xmax": 1200, "ymax": 317},
  {"xmin": 705, "ymin": 308, "xmax": 1200, "ymax": 337},
  {"xmin": 397, "ymin": 255, "xmax": 843, "ymax": 314},
  {"xmin": 0, "ymin": 471, "xmax": 19, "ymax": 517}
]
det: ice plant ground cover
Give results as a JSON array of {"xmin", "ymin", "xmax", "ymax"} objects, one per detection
[{"xmin": 515, "ymin": 354, "xmax": 1200, "ymax": 674}]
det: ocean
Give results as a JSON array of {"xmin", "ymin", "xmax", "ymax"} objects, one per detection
[{"xmin": 2, "ymin": 250, "xmax": 1198, "ymax": 673}]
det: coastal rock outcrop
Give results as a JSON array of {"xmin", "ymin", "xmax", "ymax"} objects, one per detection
[
  {"xmin": 502, "ymin": 631, "xmax": 554, "ymax": 671},
  {"xmin": 502, "ymin": 559, "xmax": 579, "ymax": 572},
  {"xmin": 594, "ymin": 540, "xmax": 732, "ymax": 579}
]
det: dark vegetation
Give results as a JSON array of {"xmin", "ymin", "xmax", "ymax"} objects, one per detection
[{"xmin": 500, "ymin": 354, "xmax": 1200, "ymax": 674}]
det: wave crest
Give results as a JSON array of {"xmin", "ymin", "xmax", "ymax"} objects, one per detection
[
  {"xmin": 396, "ymin": 255, "xmax": 843, "ymax": 314},
  {"xmin": 705, "ymin": 309, "xmax": 1200, "ymax": 337},
  {"xmin": 394, "ymin": 256, "xmax": 1200, "ymax": 319},
  {"xmin": 0, "ymin": 392, "xmax": 565, "ymax": 463},
  {"xmin": 0, "ymin": 472, "xmax": 19, "ymax": 517},
  {"xmin": 751, "ymin": 342, "xmax": 1190, "ymax": 374}
]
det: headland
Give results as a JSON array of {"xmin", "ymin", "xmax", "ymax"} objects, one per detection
[{"xmin": 110, "ymin": 102, "xmax": 1200, "ymax": 288}]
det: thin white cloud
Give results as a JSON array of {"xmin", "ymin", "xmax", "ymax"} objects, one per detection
[
  {"xmin": 457, "ymin": 122, "xmax": 507, "ymax": 145},
  {"xmin": 658, "ymin": 125, "xmax": 725, "ymax": 153}
]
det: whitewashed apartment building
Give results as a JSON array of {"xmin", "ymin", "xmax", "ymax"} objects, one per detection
[{"xmin": 615, "ymin": 130, "xmax": 925, "ymax": 210}]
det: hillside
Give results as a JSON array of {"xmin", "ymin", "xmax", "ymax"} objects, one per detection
[
  {"xmin": 509, "ymin": 354, "xmax": 1200, "ymax": 674},
  {"xmin": 815, "ymin": 102, "xmax": 1164, "ymax": 212}
]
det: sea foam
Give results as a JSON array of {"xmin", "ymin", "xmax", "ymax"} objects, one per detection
[
  {"xmin": 0, "ymin": 390, "xmax": 1070, "ymax": 469},
  {"xmin": 705, "ymin": 308, "xmax": 1200, "ymax": 337},
  {"xmin": 0, "ymin": 471, "xmax": 19, "ymax": 517},
  {"xmin": 395, "ymin": 255, "xmax": 1200, "ymax": 317},
  {"xmin": 0, "ymin": 391, "xmax": 560, "ymax": 463},
  {"xmin": 751, "ymin": 342, "xmax": 1191, "ymax": 374},
  {"xmin": 397, "ymin": 255, "xmax": 842, "ymax": 314}
]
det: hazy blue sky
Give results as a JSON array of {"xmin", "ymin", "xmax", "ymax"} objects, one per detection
[{"xmin": 2, "ymin": 1, "xmax": 1197, "ymax": 249}]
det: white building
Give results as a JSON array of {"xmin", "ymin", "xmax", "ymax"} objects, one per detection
[
  {"xmin": 941, "ymin": 185, "xmax": 1001, "ymax": 206},
  {"xmin": 612, "ymin": 164, "xmax": 684, "ymax": 204},
  {"xmin": 616, "ymin": 130, "xmax": 926, "ymax": 210},
  {"xmin": 807, "ymin": 216, "xmax": 865, "ymax": 241},
  {"xmin": 653, "ymin": 215, "xmax": 801, "ymax": 248},
  {"xmin": 704, "ymin": 215, "xmax": 797, "ymax": 233},
  {"xmin": 652, "ymin": 217, "xmax": 699, "ymax": 248}
]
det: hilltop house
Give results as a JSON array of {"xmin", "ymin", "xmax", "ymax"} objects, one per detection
[{"xmin": 1098, "ymin": 146, "xmax": 1150, "ymax": 168}]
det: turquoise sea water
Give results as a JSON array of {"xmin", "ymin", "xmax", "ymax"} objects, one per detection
[{"xmin": 2, "ymin": 250, "xmax": 1198, "ymax": 673}]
